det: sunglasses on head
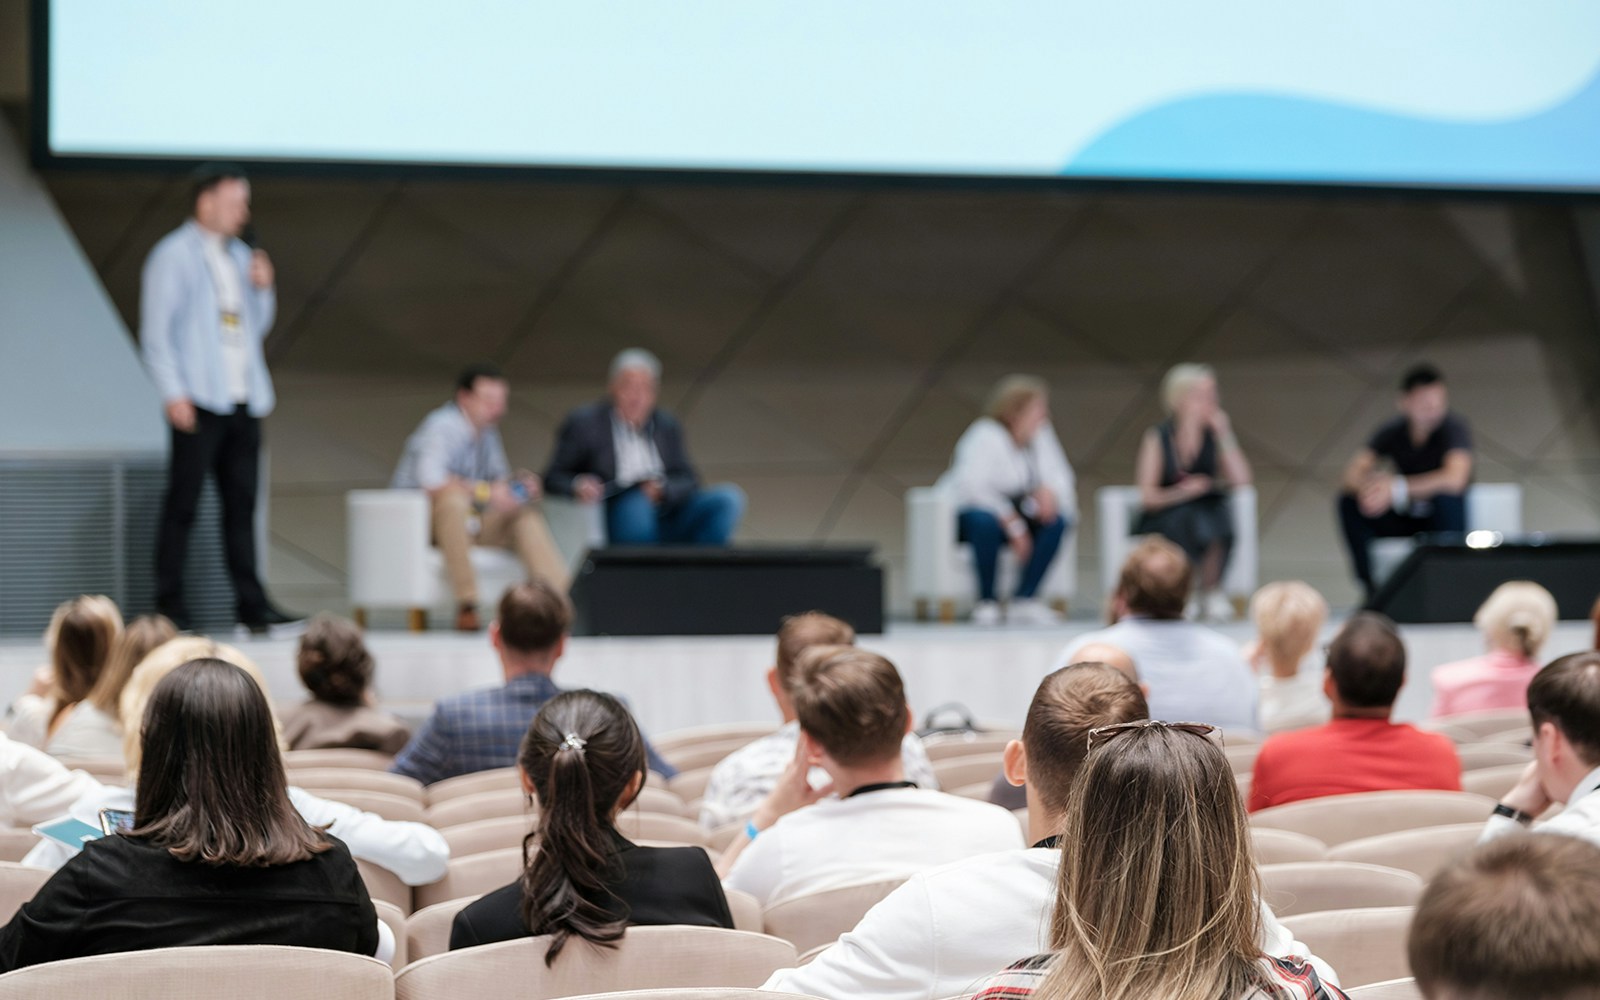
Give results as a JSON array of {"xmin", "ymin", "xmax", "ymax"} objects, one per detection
[{"xmin": 1085, "ymin": 719, "xmax": 1224, "ymax": 752}]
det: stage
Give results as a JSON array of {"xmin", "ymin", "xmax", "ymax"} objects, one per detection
[{"xmin": 2, "ymin": 618, "xmax": 1592, "ymax": 740}]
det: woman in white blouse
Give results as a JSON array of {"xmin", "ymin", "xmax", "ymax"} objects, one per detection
[
  {"xmin": 939, "ymin": 376, "xmax": 1076, "ymax": 626},
  {"xmin": 6, "ymin": 596, "xmax": 125, "ymax": 760}
]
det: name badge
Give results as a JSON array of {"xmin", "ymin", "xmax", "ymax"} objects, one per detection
[{"xmin": 220, "ymin": 311, "xmax": 241, "ymax": 330}]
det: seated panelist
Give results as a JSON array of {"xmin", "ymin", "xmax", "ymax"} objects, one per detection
[{"xmin": 543, "ymin": 349, "xmax": 744, "ymax": 546}]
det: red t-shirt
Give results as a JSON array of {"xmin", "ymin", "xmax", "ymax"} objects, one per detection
[{"xmin": 1248, "ymin": 717, "xmax": 1461, "ymax": 812}]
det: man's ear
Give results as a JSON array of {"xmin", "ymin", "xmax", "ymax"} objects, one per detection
[
  {"xmin": 1139, "ymin": 682, "xmax": 1151, "ymax": 699},
  {"xmin": 766, "ymin": 667, "xmax": 783, "ymax": 702},
  {"xmin": 489, "ymin": 621, "xmax": 503, "ymax": 653},
  {"xmin": 551, "ymin": 633, "xmax": 567, "ymax": 661},
  {"xmin": 1322, "ymin": 668, "xmax": 1337, "ymax": 701},
  {"xmin": 903, "ymin": 704, "xmax": 915, "ymax": 736},
  {"xmin": 1002, "ymin": 739, "xmax": 1028, "ymax": 787},
  {"xmin": 797, "ymin": 728, "xmax": 825, "ymax": 766}
]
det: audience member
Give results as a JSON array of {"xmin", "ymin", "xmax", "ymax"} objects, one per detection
[
  {"xmin": 973, "ymin": 722, "xmax": 1344, "ymax": 1000},
  {"xmin": 0, "ymin": 733, "xmax": 102, "ymax": 829},
  {"xmin": 938, "ymin": 374, "xmax": 1076, "ymax": 626},
  {"xmin": 1245, "ymin": 581, "xmax": 1331, "ymax": 733},
  {"xmin": 698, "ymin": 612, "xmax": 937, "ymax": 830},
  {"xmin": 281, "ymin": 614, "xmax": 410, "ymax": 754},
  {"xmin": 720, "ymin": 647, "xmax": 1022, "ymax": 906},
  {"xmin": 0, "ymin": 658, "xmax": 380, "ymax": 970},
  {"xmin": 1133, "ymin": 363, "xmax": 1252, "ymax": 621},
  {"xmin": 1430, "ymin": 581, "xmax": 1557, "ymax": 718},
  {"xmin": 543, "ymin": 348, "xmax": 744, "ymax": 546},
  {"xmin": 1409, "ymin": 834, "xmax": 1600, "ymax": 1000},
  {"xmin": 6, "ymin": 595, "xmax": 124, "ymax": 759},
  {"xmin": 392, "ymin": 362, "xmax": 568, "ymax": 631},
  {"xmin": 391, "ymin": 582, "xmax": 675, "ymax": 784},
  {"xmin": 1481, "ymin": 652, "xmax": 1600, "ymax": 846},
  {"xmin": 24, "ymin": 636, "xmax": 448, "ymax": 888},
  {"xmin": 766, "ymin": 664, "xmax": 1331, "ymax": 1000},
  {"xmin": 1055, "ymin": 538, "xmax": 1258, "ymax": 731},
  {"xmin": 1338, "ymin": 364, "xmax": 1472, "ymax": 599},
  {"xmin": 1249, "ymin": 612, "xmax": 1460, "ymax": 811},
  {"xmin": 81, "ymin": 614, "xmax": 178, "ymax": 751},
  {"xmin": 451, "ymin": 690, "xmax": 731, "ymax": 957}
]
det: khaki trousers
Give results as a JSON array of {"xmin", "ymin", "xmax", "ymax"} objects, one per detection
[{"xmin": 431, "ymin": 487, "xmax": 570, "ymax": 605}]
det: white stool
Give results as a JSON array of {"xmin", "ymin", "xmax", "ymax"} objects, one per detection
[
  {"xmin": 1095, "ymin": 485, "xmax": 1258, "ymax": 611},
  {"xmin": 1369, "ymin": 483, "xmax": 1524, "ymax": 587}
]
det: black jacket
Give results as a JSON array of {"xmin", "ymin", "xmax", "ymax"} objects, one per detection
[
  {"xmin": 0, "ymin": 833, "xmax": 377, "ymax": 971},
  {"xmin": 449, "ymin": 832, "xmax": 733, "ymax": 950},
  {"xmin": 543, "ymin": 402, "xmax": 700, "ymax": 508}
]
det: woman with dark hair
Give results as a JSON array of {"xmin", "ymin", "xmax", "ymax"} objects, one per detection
[
  {"xmin": 450, "ymin": 689, "xmax": 731, "ymax": 960},
  {"xmin": 280, "ymin": 614, "xmax": 410, "ymax": 753},
  {"xmin": 0, "ymin": 659, "xmax": 380, "ymax": 971},
  {"xmin": 975, "ymin": 721, "xmax": 1345, "ymax": 1000}
]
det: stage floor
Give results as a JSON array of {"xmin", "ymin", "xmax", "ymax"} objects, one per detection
[{"xmin": 2, "ymin": 619, "xmax": 1591, "ymax": 739}]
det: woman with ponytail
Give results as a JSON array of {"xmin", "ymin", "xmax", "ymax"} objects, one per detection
[
  {"xmin": 1431, "ymin": 581, "xmax": 1558, "ymax": 718},
  {"xmin": 449, "ymin": 690, "xmax": 732, "ymax": 960}
]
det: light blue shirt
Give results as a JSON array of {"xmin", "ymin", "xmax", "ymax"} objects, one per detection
[
  {"xmin": 391, "ymin": 402, "xmax": 510, "ymax": 491},
  {"xmin": 1056, "ymin": 617, "xmax": 1261, "ymax": 732},
  {"xmin": 140, "ymin": 220, "xmax": 276, "ymax": 417}
]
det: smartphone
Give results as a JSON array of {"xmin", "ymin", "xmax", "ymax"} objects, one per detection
[
  {"xmin": 32, "ymin": 817, "xmax": 104, "ymax": 852},
  {"xmin": 510, "ymin": 480, "xmax": 530, "ymax": 504},
  {"xmin": 98, "ymin": 808, "xmax": 134, "ymax": 836}
]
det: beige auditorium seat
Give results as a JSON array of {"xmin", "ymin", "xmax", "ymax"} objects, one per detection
[
  {"xmin": 1461, "ymin": 763, "xmax": 1528, "ymax": 801},
  {"xmin": 1480, "ymin": 726, "xmax": 1532, "ymax": 747},
  {"xmin": 56, "ymin": 755, "xmax": 129, "ymax": 784},
  {"xmin": 425, "ymin": 767, "xmax": 522, "ymax": 805},
  {"xmin": 441, "ymin": 815, "xmax": 533, "ymax": 859},
  {"xmin": 282, "ymin": 748, "xmax": 396, "ymax": 770},
  {"xmin": 1258, "ymin": 862, "xmax": 1424, "ymax": 918},
  {"xmin": 950, "ymin": 781, "xmax": 994, "ymax": 801},
  {"xmin": 1423, "ymin": 708, "xmax": 1530, "ymax": 741},
  {"xmin": 0, "ymin": 862, "xmax": 50, "ymax": 924},
  {"xmin": 314, "ymin": 788, "xmax": 428, "ymax": 825},
  {"xmin": 1251, "ymin": 828, "xmax": 1328, "ymax": 865},
  {"xmin": 1281, "ymin": 907, "xmax": 1414, "ymax": 990},
  {"xmin": 427, "ymin": 789, "xmax": 533, "ymax": 829},
  {"xmin": 661, "ymin": 739, "xmax": 763, "ymax": 775},
  {"xmin": 1236, "ymin": 773, "xmax": 1252, "ymax": 800},
  {"xmin": 1225, "ymin": 743, "xmax": 1261, "ymax": 775},
  {"xmin": 358, "ymin": 859, "xmax": 414, "ymax": 914},
  {"xmin": 667, "ymin": 766, "xmax": 717, "ymax": 803},
  {"xmin": 1326, "ymin": 823, "xmax": 1486, "ymax": 880},
  {"xmin": 616, "ymin": 811, "xmax": 708, "ymax": 846},
  {"xmin": 406, "ymin": 895, "xmax": 481, "ymax": 963},
  {"xmin": 653, "ymin": 724, "xmax": 778, "ymax": 756},
  {"xmin": 921, "ymin": 733, "xmax": 1018, "ymax": 760},
  {"xmin": 394, "ymin": 926, "xmax": 797, "ymax": 1000},
  {"xmin": 632, "ymin": 785, "xmax": 692, "ymax": 817},
  {"xmin": 0, "ymin": 944, "xmax": 394, "ymax": 1000},
  {"xmin": 375, "ymin": 899, "xmax": 409, "ymax": 969},
  {"xmin": 1345, "ymin": 978, "xmax": 1422, "ymax": 998},
  {"xmin": 1250, "ymin": 791, "xmax": 1498, "ymax": 846},
  {"xmin": 0, "ymin": 828, "xmax": 40, "ymax": 863},
  {"xmin": 707, "ymin": 822, "xmax": 745, "ymax": 852},
  {"xmin": 762, "ymin": 878, "xmax": 908, "ymax": 954},
  {"xmin": 1222, "ymin": 730, "xmax": 1264, "ymax": 746},
  {"xmin": 725, "ymin": 889, "xmax": 762, "ymax": 933},
  {"xmin": 929, "ymin": 754, "xmax": 1004, "ymax": 791},
  {"xmin": 1454, "ymin": 743, "xmax": 1532, "ymax": 772},
  {"xmin": 563, "ymin": 991, "xmax": 821, "ymax": 1000},
  {"xmin": 288, "ymin": 768, "xmax": 426, "ymax": 802},
  {"xmin": 414, "ymin": 846, "xmax": 523, "ymax": 910}
]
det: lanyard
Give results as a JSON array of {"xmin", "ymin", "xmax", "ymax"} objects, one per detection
[{"xmin": 844, "ymin": 781, "xmax": 918, "ymax": 799}]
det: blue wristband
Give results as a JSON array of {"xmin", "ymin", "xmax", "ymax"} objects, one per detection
[{"xmin": 745, "ymin": 820, "xmax": 761, "ymax": 841}]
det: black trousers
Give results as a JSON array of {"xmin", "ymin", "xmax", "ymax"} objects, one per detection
[
  {"xmin": 156, "ymin": 405, "xmax": 268, "ymax": 619},
  {"xmin": 1337, "ymin": 491, "xmax": 1468, "ymax": 595}
]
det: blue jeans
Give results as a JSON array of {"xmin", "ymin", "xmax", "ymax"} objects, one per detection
[
  {"xmin": 606, "ymin": 483, "xmax": 745, "ymax": 545},
  {"xmin": 957, "ymin": 507, "xmax": 1068, "ymax": 602}
]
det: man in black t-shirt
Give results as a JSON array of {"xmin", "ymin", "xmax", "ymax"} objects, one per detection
[{"xmin": 1337, "ymin": 364, "xmax": 1473, "ymax": 598}]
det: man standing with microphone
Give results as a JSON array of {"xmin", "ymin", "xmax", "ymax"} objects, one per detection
[{"xmin": 141, "ymin": 164, "xmax": 299, "ymax": 633}]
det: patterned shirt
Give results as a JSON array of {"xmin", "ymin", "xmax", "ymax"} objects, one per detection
[
  {"xmin": 975, "ymin": 953, "xmax": 1348, "ymax": 1000},
  {"xmin": 391, "ymin": 401, "xmax": 510, "ymax": 492},
  {"xmin": 389, "ymin": 673, "xmax": 676, "ymax": 785},
  {"xmin": 698, "ymin": 722, "xmax": 939, "ymax": 829}
]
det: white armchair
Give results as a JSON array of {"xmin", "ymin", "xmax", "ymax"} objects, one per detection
[
  {"xmin": 1095, "ymin": 484, "xmax": 1258, "ymax": 609},
  {"xmin": 905, "ymin": 484, "xmax": 1077, "ymax": 622},
  {"xmin": 346, "ymin": 490, "xmax": 603, "ymax": 630},
  {"xmin": 1368, "ymin": 482, "xmax": 1523, "ymax": 587}
]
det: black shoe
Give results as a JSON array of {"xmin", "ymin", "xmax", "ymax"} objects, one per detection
[{"xmin": 238, "ymin": 605, "xmax": 308, "ymax": 636}]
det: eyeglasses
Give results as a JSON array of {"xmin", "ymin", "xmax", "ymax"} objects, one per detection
[{"xmin": 1086, "ymin": 719, "xmax": 1224, "ymax": 752}]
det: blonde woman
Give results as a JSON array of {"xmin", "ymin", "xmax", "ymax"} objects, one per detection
[
  {"xmin": 1245, "ymin": 582, "xmax": 1331, "ymax": 733},
  {"xmin": 1135, "ymin": 364, "xmax": 1251, "ymax": 621},
  {"xmin": 1430, "ymin": 581, "xmax": 1558, "ymax": 718},
  {"xmin": 939, "ymin": 375, "xmax": 1076, "ymax": 626},
  {"xmin": 6, "ymin": 596, "xmax": 124, "ymax": 759},
  {"xmin": 69, "ymin": 615, "xmax": 178, "ymax": 755},
  {"xmin": 975, "ymin": 722, "xmax": 1346, "ymax": 1000}
]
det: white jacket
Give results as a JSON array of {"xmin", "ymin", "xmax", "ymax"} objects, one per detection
[
  {"xmin": 764, "ymin": 846, "xmax": 1338, "ymax": 1000},
  {"xmin": 0, "ymin": 734, "xmax": 104, "ymax": 829},
  {"xmin": 938, "ymin": 418, "xmax": 1076, "ymax": 522}
]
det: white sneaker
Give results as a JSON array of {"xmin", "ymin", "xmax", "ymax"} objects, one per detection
[
  {"xmin": 971, "ymin": 600, "xmax": 1003, "ymax": 627},
  {"xmin": 1204, "ymin": 591, "xmax": 1236, "ymax": 622},
  {"xmin": 1007, "ymin": 598, "xmax": 1063, "ymax": 627}
]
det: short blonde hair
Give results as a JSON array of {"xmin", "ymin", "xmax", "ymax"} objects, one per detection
[
  {"xmin": 1475, "ymin": 581, "xmax": 1557, "ymax": 659},
  {"xmin": 119, "ymin": 636, "xmax": 277, "ymax": 775},
  {"xmin": 985, "ymin": 375, "xmax": 1048, "ymax": 429},
  {"xmin": 1160, "ymin": 363, "xmax": 1215, "ymax": 414},
  {"xmin": 1249, "ymin": 582, "xmax": 1328, "ymax": 668}
]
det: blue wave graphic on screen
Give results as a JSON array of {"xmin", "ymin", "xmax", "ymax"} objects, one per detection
[{"xmin": 1067, "ymin": 67, "xmax": 1600, "ymax": 188}]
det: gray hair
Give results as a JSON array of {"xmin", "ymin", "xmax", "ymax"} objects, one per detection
[{"xmin": 609, "ymin": 348, "xmax": 662, "ymax": 384}]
